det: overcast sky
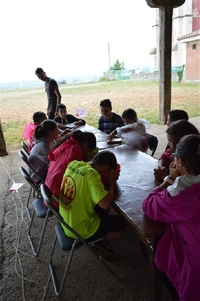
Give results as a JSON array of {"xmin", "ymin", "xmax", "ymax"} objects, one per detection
[{"xmin": 0, "ymin": 0, "xmax": 156, "ymax": 83}]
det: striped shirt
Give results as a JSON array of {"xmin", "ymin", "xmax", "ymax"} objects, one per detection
[{"xmin": 98, "ymin": 113, "xmax": 124, "ymax": 134}]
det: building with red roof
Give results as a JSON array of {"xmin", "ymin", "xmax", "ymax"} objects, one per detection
[{"xmin": 150, "ymin": 0, "xmax": 200, "ymax": 82}]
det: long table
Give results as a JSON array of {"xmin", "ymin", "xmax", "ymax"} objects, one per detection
[
  {"xmin": 108, "ymin": 144, "xmax": 166, "ymax": 301},
  {"xmin": 78, "ymin": 124, "xmax": 123, "ymax": 149},
  {"xmin": 77, "ymin": 124, "xmax": 166, "ymax": 300}
]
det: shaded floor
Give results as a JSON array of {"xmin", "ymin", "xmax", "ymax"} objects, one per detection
[{"xmin": 0, "ymin": 117, "xmax": 199, "ymax": 301}]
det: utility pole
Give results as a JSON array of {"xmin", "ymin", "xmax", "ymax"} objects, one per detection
[{"xmin": 108, "ymin": 43, "xmax": 111, "ymax": 70}]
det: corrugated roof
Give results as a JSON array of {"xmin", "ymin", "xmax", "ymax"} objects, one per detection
[{"xmin": 177, "ymin": 29, "xmax": 200, "ymax": 41}]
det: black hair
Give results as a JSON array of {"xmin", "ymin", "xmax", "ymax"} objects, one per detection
[
  {"xmin": 176, "ymin": 134, "xmax": 200, "ymax": 174},
  {"xmin": 122, "ymin": 108, "xmax": 137, "ymax": 120},
  {"xmin": 92, "ymin": 150, "xmax": 117, "ymax": 170},
  {"xmin": 100, "ymin": 99, "xmax": 112, "ymax": 108},
  {"xmin": 166, "ymin": 120, "xmax": 199, "ymax": 152},
  {"xmin": 32, "ymin": 111, "xmax": 46, "ymax": 124},
  {"xmin": 34, "ymin": 120, "xmax": 57, "ymax": 140},
  {"xmin": 168, "ymin": 110, "xmax": 189, "ymax": 123},
  {"xmin": 54, "ymin": 130, "xmax": 96, "ymax": 149},
  {"xmin": 35, "ymin": 67, "xmax": 44, "ymax": 74},
  {"xmin": 56, "ymin": 103, "xmax": 66, "ymax": 111}
]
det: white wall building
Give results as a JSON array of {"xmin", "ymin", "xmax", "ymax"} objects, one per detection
[{"xmin": 150, "ymin": 0, "xmax": 200, "ymax": 81}]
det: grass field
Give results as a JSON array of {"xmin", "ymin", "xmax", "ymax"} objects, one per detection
[{"xmin": 0, "ymin": 80, "xmax": 199, "ymax": 150}]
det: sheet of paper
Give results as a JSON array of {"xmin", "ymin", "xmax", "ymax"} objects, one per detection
[
  {"xmin": 75, "ymin": 108, "xmax": 87, "ymax": 117},
  {"xmin": 65, "ymin": 123, "xmax": 76, "ymax": 129},
  {"xmin": 9, "ymin": 183, "xmax": 24, "ymax": 193}
]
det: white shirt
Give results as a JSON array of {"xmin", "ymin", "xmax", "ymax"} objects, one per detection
[
  {"xmin": 167, "ymin": 174, "xmax": 200, "ymax": 197},
  {"xmin": 116, "ymin": 119, "xmax": 149, "ymax": 150}
]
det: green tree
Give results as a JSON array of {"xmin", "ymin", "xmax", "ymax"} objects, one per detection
[
  {"xmin": 110, "ymin": 59, "xmax": 122, "ymax": 70},
  {"xmin": 177, "ymin": 65, "xmax": 185, "ymax": 83}
]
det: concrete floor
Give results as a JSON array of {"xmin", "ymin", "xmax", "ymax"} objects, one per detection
[{"xmin": 0, "ymin": 116, "xmax": 199, "ymax": 301}]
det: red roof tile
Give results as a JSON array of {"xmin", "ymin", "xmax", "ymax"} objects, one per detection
[{"xmin": 177, "ymin": 29, "xmax": 200, "ymax": 41}]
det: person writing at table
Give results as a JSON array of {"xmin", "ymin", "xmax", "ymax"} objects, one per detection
[
  {"xmin": 98, "ymin": 99, "xmax": 124, "ymax": 134},
  {"xmin": 59, "ymin": 150, "xmax": 127, "ymax": 262},
  {"xmin": 54, "ymin": 103, "xmax": 85, "ymax": 131},
  {"xmin": 142, "ymin": 134, "xmax": 200, "ymax": 301},
  {"xmin": 107, "ymin": 108, "xmax": 149, "ymax": 152}
]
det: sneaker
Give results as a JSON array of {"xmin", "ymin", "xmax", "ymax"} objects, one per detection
[{"xmin": 93, "ymin": 243, "xmax": 122, "ymax": 262}]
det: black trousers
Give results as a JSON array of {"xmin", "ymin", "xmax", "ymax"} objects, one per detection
[{"xmin": 48, "ymin": 110, "xmax": 55, "ymax": 119}]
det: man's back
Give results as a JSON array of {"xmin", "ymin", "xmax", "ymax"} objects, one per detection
[{"xmin": 60, "ymin": 160, "xmax": 107, "ymax": 239}]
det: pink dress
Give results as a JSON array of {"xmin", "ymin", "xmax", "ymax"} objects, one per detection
[{"xmin": 142, "ymin": 183, "xmax": 200, "ymax": 301}]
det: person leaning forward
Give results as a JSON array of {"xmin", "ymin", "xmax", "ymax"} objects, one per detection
[
  {"xmin": 59, "ymin": 150, "xmax": 127, "ymax": 261},
  {"xmin": 35, "ymin": 68, "xmax": 62, "ymax": 119}
]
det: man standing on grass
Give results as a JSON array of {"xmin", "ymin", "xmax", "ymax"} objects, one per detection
[{"xmin": 35, "ymin": 68, "xmax": 62, "ymax": 119}]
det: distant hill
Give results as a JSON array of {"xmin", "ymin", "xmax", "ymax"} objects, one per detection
[
  {"xmin": 0, "ymin": 79, "xmax": 44, "ymax": 91},
  {"xmin": 0, "ymin": 74, "xmax": 102, "ymax": 91}
]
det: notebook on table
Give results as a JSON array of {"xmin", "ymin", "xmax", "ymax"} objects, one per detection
[{"xmin": 65, "ymin": 123, "xmax": 76, "ymax": 129}]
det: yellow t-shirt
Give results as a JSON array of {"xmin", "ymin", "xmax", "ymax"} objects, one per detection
[{"xmin": 59, "ymin": 160, "xmax": 108, "ymax": 239}]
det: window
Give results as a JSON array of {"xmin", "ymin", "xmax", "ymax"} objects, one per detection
[{"xmin": 192, "ymin": 44, "xmax": 196, "ymax": 50}]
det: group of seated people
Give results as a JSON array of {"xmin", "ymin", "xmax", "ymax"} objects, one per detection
[{"xmin": 22, "ymin": 100, "xmax": 200, "ymax": 301}]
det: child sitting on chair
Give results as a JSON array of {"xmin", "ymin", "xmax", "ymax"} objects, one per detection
[
  {"xmin": 59, "ymin": 150, "xmax": 127, "ymax": 262},
  {"xmin": 164, "ymin": 109, "xmax": 189, "ymax": 152},
  {"xmin": 54, "ymin": 103, "xmax": 85, "ymax": 131},
  {"xmin": 154, "ymin": 120, "xmax": 199, "ymax": 181},
  {"xmin": 98, "ymin": 99, "xmax": 124, "ymax": 134},
  {"xmin": 107, "ymin": 108, "xmax": 150, "ymax": 152},
  {"xmin": 28, "ymin": 120, "xmax": 59, "ymax": 182},
  {"xmin": 143, "ymin": 134, "xmax": 200, "ymax": 301},
  {"xmin": 23, "ymin": 111, "xmax": 47, "ymax": 152},
  {"xmin": 45, "ymin": 130, "xmax": 97, "ymax": 209}
]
